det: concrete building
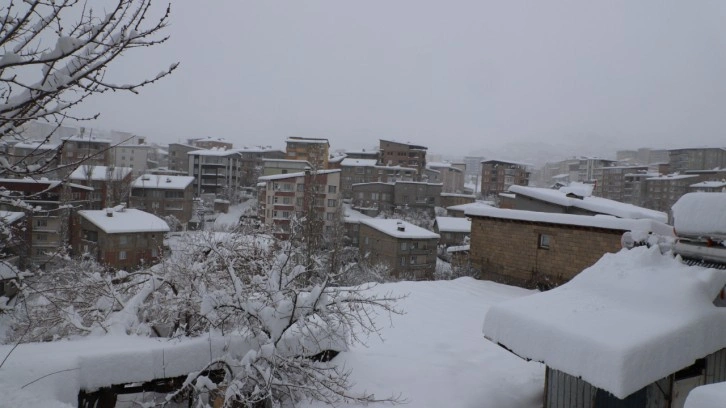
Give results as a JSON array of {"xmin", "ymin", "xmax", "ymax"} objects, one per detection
[
  {"xmin": 75, "ymin": 207, "xmax": 169, "ymax": 269},
  {"xmin": 351, "ymin": 181, "xmax": 442, "ymax": 216},
  {"xmin": 167, "ymin": 143, "xmax": 198, "ymax": 173},
  {"xmin": 285, "ymin": 137, "xmax": 330, "ymax": 169},
  {"xmin": 594, "ymin": 165, "xmax": 648, "ymax": 201},
  {"xmin": 257, "ymin": 169, "xmax": 341, "ymax": 239},
  {"xmin": 187, "ymin": 137, "xmax": 233, "ymax": 150},
  {"xmin": 689, "ymin": 180, "xmax": 726, "ymax": 192},
  {"xmin": 668, "ymin": 147, "xmax": 726, "ymax": 173},
  {"xmin": 425, "ymin": 162, "xmax": 465, "ymax": 193},
  {"xmin": 10, "ymin": 141, "xmax": 61, "ymax": 176},
  {"xmin": 433, "ymin": 217, "xmax": 471, "ymax": 247},
  {"xmin": 379, "ymin": 139, "xmax": 427, "ymax": 180},
  {"xmin": 110, "ymin": 144, "xmax": 158, "ymax": 175},
  {"xmin": 59, "ymin": 133, "xmax": 112, "ymax": 170},
  {"xmin": 129, "ymin": 174, "xmax": 195, "ymax": 228},
  {"xmin": 188, "ymin": 148, "xmax": 244, "ymax": 198},
  {"xmin": 439, "ymin": 193, "xmax": 476, "ymax": 209},
  {"xmin": 358, "ymin": 219, "xmax": 439, "ymax": 280},
  {"xmin": 463, "ymin": 156, "xmax": 484, "ymax": 177},
  {"xmin": 236, "ymin": 147, "xmax": 285, "ymax": 187},
  {"xmin": 68, "ymin": 165, "xmax": 134, "ymax": 210},
  {"xmin": 643, "ymin": 174, "xmax": 701, "ymax": 215},
  {"xmin": 480, "ymin": 159, "xmax": 531, "ymax": 197},
  {"xmin": 262, "ymin": 159, "xmax": 312, "ymax": 177},
  {"xmin": 340, "ymin": 157, "xmax": 416, "ymax": 199}
]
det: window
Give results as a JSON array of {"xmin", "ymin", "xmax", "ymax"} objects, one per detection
[
  {"xmin": 282, "ymin": 211, "xmax": 290, "ymax": 219},
  {"xmin": 410, "ymin": 256, "xmax": 416, "ymax": 265},
  {"xmin": 327, "ymin": 199, "xmax": 337, "ymax": 207},
  {"xmin": 371, "ymin": 193, "xmax": 379, "ymax": 200},
  {"xmin": 326, "ymin": 212, "xmax": 334, "ymax": 221},
  {"xmin": 400, "ymin": 242, "xmax": 407, "ymax": 251},
  {"xmin": 296, "ymin": 198, "xmax": 303, "ymax": 206},
  {"xmin": 119, "ymin": 251, "xmax": 127, "ymax": 260},
  {"xmin": 35, "ymin": 219, "xmax": 48, "ymax": 228},
  {"xmin": 152, "ymin": 248, "xmax": 159, "ymax": 257},
  {"xmin": 539, "ymin": 234, "xmax": 551, "ymax": 249},
  {"xmin": 400, "ymin": 256, "xmax": 406, "ymax": 266},
  {"xmin": 119, "ymin": 235, "xmax": 129, "ymax": 245},
  {"xmin": 282, "ymin": 197, "xmax": 292, "ymax": 205},
  {"xmin": 328, "ymin": 185, "xmax": 337, "ymax": 193},
  {"xmin": 152, "ymin": 202, "xmax": 160, "ymax": 209},
  {"xmin": 364, "ymin": 236, "xmax": 369, "ymax": 245}
]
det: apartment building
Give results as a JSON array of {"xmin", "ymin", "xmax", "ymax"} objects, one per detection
[
  {"xmin": 188, "ymin": 148, "xmax": 244, "ymax": 198},
  {"xmin": 129, "ymin": 174, "xmax": 195, "ymax": 227},
  {"xmin": 110, "ymin": 144, "xmax": 158, "ymax": 175},
  {"xmin": 68, "ymin": 165, "xmax": 134, "ymax": 209},
  {"xmin": 463, "ymin": 156, "xmax": 485, "ymax": 177},
  {"xmin": 187, "ymin": 137, "xmax": 233, "ymax": 150},
  {"xmin": 75, "ymin": 207, "xmax": 169, "ymax": 269},
  {"xmin": 351, "ymin": 181, "xmax": 442, "ymax": 216},
  {"xmin": 262, "ymin": 159, "xmax": 312, "ymax": 177},
  {"xmin": 10, "ymin": 141, "xmax": 61, "ymax": 176},
  {"xmin": 257, "ymin": 169, "xmax": 341, "ymax": 239},
  {"xmin": 595, "ymin": 165, "xmax": 649, "ymax": 201},
  {"xmin": 285, "ymin": 137, "xmax": 330, "ymax": 169},
  {"xmin": 643, "ymin": 174, "xmax": 700, "ymax": 214},
  {"xmin": 167, "ymin": 143, "xmax": 198, "ymax": 173},
  {"xmin": 358, "ymin": 219, "xmax": 439, "ymax": 280},
  {"xmin": 668, "ymin": 147, "xmax": 726, "ymax": 173},
  {"xmin": 236, "ymin": 147, "xmax": 285, "ymax": 187},
  {"xmin": 340, "ymin": 158, "xmax": 417, "ymax": 199},
  {"xmin": 379, "ymin": 139, "xmax": 427, "ymax": 180},
  {"xmin": 59, "ymin": 134, "xmax": 112, "ymax": 171},
  {"xmin": 480, "ymin": 159, "xmax": 531, "ymax": 197},
  {"xmin": 425, "ymin": 162, "xmax": 465, "ymax": 193}
]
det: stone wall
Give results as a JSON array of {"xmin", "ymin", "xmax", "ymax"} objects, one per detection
[{"xmin": 470, "ymin": 216, "xmax": 623, "ymax": 289}]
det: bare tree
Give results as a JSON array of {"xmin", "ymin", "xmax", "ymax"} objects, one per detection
[{"xmin": 0, "ymin": 0, "xmax": 177, "ymax": 175}]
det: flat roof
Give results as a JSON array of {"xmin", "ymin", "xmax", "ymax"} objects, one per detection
[{"xmin": 360, "ymin": 219, "xmax": 440, "ymax": 240}]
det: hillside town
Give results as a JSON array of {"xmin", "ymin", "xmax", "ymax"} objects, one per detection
[{"xmin": 2, "ymin": 1, "xmax": 726, "ymax": 408}]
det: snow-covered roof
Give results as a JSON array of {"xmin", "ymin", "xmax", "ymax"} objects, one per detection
[
  {"xmin": 61, "ymin": 134, "xmax": 112, "ymax": 143},
  {"xmin": 12, "ymin": 141, "xmax": 60, "ymax": 150},
  {"xmin": 446, "ymin": 201, "xmax": 493, "ymax": 212},
  {"xmin": 483, "ymin": 247, "xmax": 726, "ymax": 399},
  {"xmin": 258, "ymin": 169, "xmax": 340, "ymax": 182},
  {"xmin": 79, "ymin": 208, "xmax": 170, "ymax": 234},
  {"xmin": 187, "ymin": 148, "xmax": 240, "ymax": 157},
  {"xmin": 446, "ymin": 245, "xmax": 470, "ymax": 253},
  {"xmin": 132, "ymin": 174, "xmax": 194, "ymax": 190},
  {"xmin": 374, "ymin": 165, "xmax": 416, "ymax": 172},
  {"xmin": 0, "ymin": 210, "xmax": 25, "ymax": 224},
  {"xmin": 0, "ymin": 177, "xmax": 93, "ymax": 191},
  {"xmin": 360, "ymin": 219, "xmax": 440, "ymax": 240},
  {"xmin": 465, "ymin": 205, "xmax": 674, "ymax": 235},
  {"xmin": 69, "ymin": 166, "xmax": 133, "ymax": 181},
  {"xmin": 262, "ymin": 158, "xmax": 311, "ymax": 164},
  {"xmin": 343, "ymin": 205, "xmax": 371, "ymax": 224},
  {"xmin": 646, "ymin": 174, "xmax": 699, "ymax": 181},
  {"xmin": 672, "ymin": 193, "xmax": 726, "ymax": 238},
  {"xmin": 685, "ymin": 382, "xmax": 726, "ymax": 408},
  {"xmin": 285, "ymin": 137, "xmax": 329, "ymax": 144},
  {"xmin": 341, "ymin": 158, "xmax": 378, "ymax": 167},
  {"xmin": 481, "ymin": 158, "xmax": 533, "ymax": 167},
  {"xmin": 351, "ymin": 182, "xmax": 394, "ymax": 188},
  {"xmin": 508, "ymin": 185, "xmax": 668, "ymax": 222},
  {"xmin": 435, "ymin": 217, "xmax": 471, "ymax": 233},
  {"xmin": 441, "ymin": 193, "xmax": 476, "ymax": 198},
  {"xmin": 690, "ymin": 181, "xmax": 726, "ymax": 189}
]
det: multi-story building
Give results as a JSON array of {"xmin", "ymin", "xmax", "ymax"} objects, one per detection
[
  {"xmin": 187, "ymin": 137, "xmax": 233, "ymax": 150},
  {"xmin": 188, "ymin": 148, "xmax": 244, "ymax": 198},
  {"xmin": 285, "ymin": 137, "xmax": 330, "ymax": 169},
  {"xmin": 75, "ymin": 207, "xmax": 169, "ymax": 269},
  {"xmin": 425, "ymin": 162, "xmax": 465, "ymax": 193},
  {"xmin": 351, "ymin": 181, "xmax": 442, "ymax": 216},
  {"xmin": 340, "ymin": 158, "xmax": 416, "ymax": 199},
  {"xmin": 643, "ymin": 174, "xmax": 701, "ymax": 215},
  {"xmin": 0, "ymin": 178, "xmax": 92, "ymax": 267},
  {"xmin": 9, "ymin": 141, "xmax": 61, "ymax": 176},
  {"xmin": 358, "ymin": 219, "xmax": 439, "ymax": 280},
  {"xmin": 129, "ymin": 174, "xmax": 195, "ymax": 228},
  {"xmin": 433, "ymin": 216, "xmax": 471, "ymax": 247},
  {"xmin": 595, "ymin": 165, "xmax": 649, "ymax": 201},
  {"xmin": 167, "ymin": 143, "xmax": 198, "ymax": 173},
  {"xmin": 689, "ymin": 181, "xmax": 726, "ymax": 192},
  {"xmin": 480, "ymin": 159, "xmax": 531, "ymax": 197},
  {"xmin": 110, "ymin": 144, "xmax": 158, "ymax": 175},
  {"xmin": 379, "ymin": 139, "xmax": 427, "ymax": 180},
  {"xmin": 463, "ymin": 156, "xmax": 485, "ymax": 177},
  {"xmin": 257, "ymin": 169, "xmax": 341, "ymax": 239},
  {"xmin": 668, "ymin": 147, "xmax": 726, "ymax": 173},
  {"xmin": 262, "ymin": 159, "xmax": 312, "ymax": 177},
  {"xmin": 68, "ymin": 165, "xmax": 134, "ymax": 209},
  {"xmin": 59, "ymin": 133, "xmax": 112, "ymax": 171},
  {"xmin": 236, "ymin": 147, "xmax": 285, "ymax": 187}
]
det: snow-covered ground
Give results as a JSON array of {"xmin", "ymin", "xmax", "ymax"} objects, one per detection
[
  {"xmin": 0, "ymin": 278, "xmax": 543, "ymax": 407},
  {"xmin": 210, "ymin": 201, "xmax": 255, "ymax": 230}
]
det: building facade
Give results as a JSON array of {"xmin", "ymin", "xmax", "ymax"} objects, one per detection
[
  {"xmin": 379, "ymin": 139, "xmax": 427, "ymax": 180},
  {"xmin": 129, "ymin": 174, "xmax": 195, "ymax": 228},
  {"xmin": 285, "ymin": 137, "xmax": 330, "ymax": 169},
  {"xmin": 480, "ymin": 160, "xmax": 530, "ymax": 197}
]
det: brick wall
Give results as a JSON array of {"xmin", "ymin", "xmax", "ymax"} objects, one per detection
[{"xmin": 470, "ymin": 216, "xmax": 623, "ymax": 289}]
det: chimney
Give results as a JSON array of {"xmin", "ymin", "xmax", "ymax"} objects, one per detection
[
  {"xmin": 397, "ymin": 221, "xmax": 405, "ymax": 232},
  {"xmin": 166, "ymin": 177, "xmax": 172, "ymax": 183},
  {"xmin": 106, "ymin": 208, "xmax": 113, "ymax": 217}
]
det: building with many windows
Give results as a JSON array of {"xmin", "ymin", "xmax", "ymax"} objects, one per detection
[
  {"xmin": 285, "ymin": 137, "xmax": 330, "ymax": 169},
  {"xmin": 379, "ymin": 139, "xmax": 427, "ymax": 180},
  {"xmin": 129, "ymin": 174, "xmax": 195, "ymax": 228},
  {"xmin": 480, "ymin": 159, "xmax": 531, "ymax": 197},
  {"xmin": 188, "ymin": 148, "xmax": 244, "ymax": 198}
]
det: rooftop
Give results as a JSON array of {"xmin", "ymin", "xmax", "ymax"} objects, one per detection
[
  {"xmin": 79, "ymin": 207, "xmax": 170, "ymax": 234},
  {"xmin": 672, "ymin": 193, "xmax": 726, "ymax": 239},
  {"xmin": 483, "ymin": 246, "xmax": 726, "ymax": 399},
  {"xmin": 508, "ymin": 185, "xmax": 668, "ymax": 222},
  {"xmin": 360, "ymin": 219, "xmax": 440, "ymax": 240},
  {"xmin": 132, "ymin": 174, "xmax": 195, "ymax": 190},
  {"xmin": 69, "ymin": 166, "xmax": 133, "ymax": 182},
  {"xmin": 341, "ymin": 158, "xmax": 378, "ymax": 167},
  {"xmin": 257, "ymin": 169, "xmax": 340, "ymax": 182},
  {"xmin": 434, "ymin": 216, "xmax": 471, "ymax": 233}
]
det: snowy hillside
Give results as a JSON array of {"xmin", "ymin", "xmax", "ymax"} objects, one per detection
[{"xmin": 0, "ymin": 278, "xmax": 543, "ymax": 407}]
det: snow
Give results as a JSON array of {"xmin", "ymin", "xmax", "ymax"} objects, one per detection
[
  {"xmin": 447, "ymin": 201, "xmax": 493, "ymax": 213},
  {"xmin": 12, "ymin": 141, "xmax": 60, "ymax": 150},
  {"xmin": 685, "ymin": 382, "xmax": 726, "ymax": 408},
  {"xmin": 434, "ymin": 216, "xmax": 471, "ymax": 233},
  {"xmin": 672, "ymin": 193, "xmax": 726, "ymax": 238},
  {"xmin": 466, "ymin": 205, "xmax": 674, "ymax": 237},
  {"xmin": 78, "ymin": 208, "xmax": 170, "ymax": 234},
  {"xmin": 132, "ymin": 174, "xmax": 194, "ymax": 190},
  {"xmin": 360, "ymin": 219, "xmax": 440, "ymax": 239},
  {"xmin": 343, "ymin": 204, "xmax": 371, "ymax": 223},
  {"xmin": 0, "ymin": 210, "xmax": 25, "ymax": 224},
  {"xmin": 213, "ymin": 202, "xmax": 254, "ymax": 230},
  {"xmin": 440, "ymin": 192, "xmax": 476, "ymax": 198},
  {"xmin": 483, "ymin": 246, "xmax": 726, "ymax": 399},
  {"xmin": 61, "ymin": 134, "xmax": 111, "ymax": 143},
  {"xmin": 305, "ymin": 278, "xmax": 543, "ymax": 408},
  {"xmin": 508, "ymin": 185, "xmax": 668, "ymax": 222},
  {"xmin": 559, "ymin": 182, "xmax": 594, "ymax": 197},
  {"xmin": 69, "ymin": 165, "xmax": 132, "ymax": 181},
  {"xmin": 481, "ymin": 158, "xmax": 533, "ymax": 167},
  {"xmin": 647, "ymin": 174, "xmax": 699, "ymax": 181},
  {"xmin": 690, "ymin": 181, "xmax": 726, "ymax": 189},
  {"xmin": 340, "ymin": 158, "xmax": 378, "ymax": 167},
  {"xmin": 258, "ymin": 169, "xmax": 340, "ymax": 181},
  {"xmin": 285, "ymin": 138, "xmax": 329, "ymax": 144}
]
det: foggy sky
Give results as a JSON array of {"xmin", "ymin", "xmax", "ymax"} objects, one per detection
[{"xmin": 74, "ymin": 0, "xmax": 726, "ymax": 160}]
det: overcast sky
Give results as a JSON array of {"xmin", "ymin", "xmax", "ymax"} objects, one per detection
[{"xmin": 75, "ymin": 0, "xmax": 726, "ymax": 160}]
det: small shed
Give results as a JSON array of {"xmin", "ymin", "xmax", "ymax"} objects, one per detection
[{"xmin": 483, "ymin": 246, "xmax": 726, "ymax": 408}]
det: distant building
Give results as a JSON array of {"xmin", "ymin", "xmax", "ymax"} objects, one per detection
[
  {"xmin": 167, "ymin": 143, "xmax": 198, "ymax": 173},
  {"xmin": 69, "ymin": 165, "xmax": 134, "ymax": 209},
  {"xmin": 110, "ymin": 144, "xmax": 158, "ymax": 175},
  {"xmin": 75, "ymin": 207, "xmax": 169, "ymax": 269},
  {"xmin": 594, "ymin": 165, "xmax": 648, "ymax": 201},
  {"xmin": 187, "ymin": 137, "xmax": 233, "ymax": 150},
  {"xmin": 439, "ymin": 193, "xmax": 476, "ymax": 209},
  {"xmin": 262, "ymin": 159, "xmax": 312, "ymax": 177},
  {"xmin": 379, "ymin": 139, "xmax": 427, "ymax": 180},
  {"xmin": 668, "ymin": 147, "xmax": 726, "ymax": 173},
  {"xmin": 129, "ymin": 174, "xmax": 195, "ymax": 228},
  {"xmin": 285, "ymin": 137, "xmax": 330, "ymax": 169},
  {"xmin": 340, "ymin": 158, "xmax": 416, "ymax": 199},
  {"xmin": 236, "ymin": 147, "xmax": 285, "ymax": 187},
  {"xmin": 643, "ymin": 174, "xmax": 701, "ymax": 215},
  {"xmin": 433, "ymin": 217, "xmax": 471, "ymax": 247},
  {"xmin": 689, "ymin": 180, "xmax": 726, "ymax": 192},
  {"xmin": 59, "ymin": 133, "xmax": 112, "ymax": 171},
  {"xmin": 426, "ymin": 162, "xmax": 465, "ymax": 193},
  {"xmin": 351, "ymin": 181, "xmax": 442, "ymax": 216},
  {"xmin": 257, "ymin": 169, "xmax": 341, "ymax": 239},
  {"xmin": 188, "ymin": 148, "xmax": 243, "ymax": 198},
  {"xmin": 480, "ymin": 159, "xmax": 531, "ymax": 197},
  {"xmin": 9, "ymin": 141, "xmax": 61, "ymax": 176},
  {"xmin": 463, "ymin": 156, "xmax": 484, "ymax": 177},
  {"xmin": 358, "ymin": 219, "xmax": 439, "ymax": 280}
]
